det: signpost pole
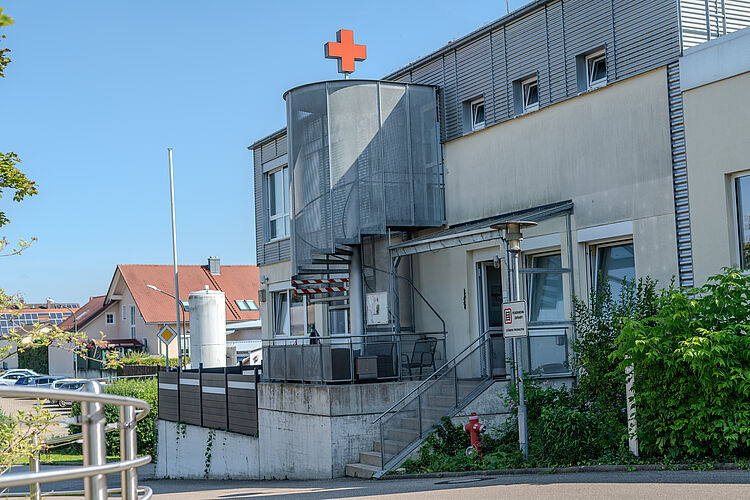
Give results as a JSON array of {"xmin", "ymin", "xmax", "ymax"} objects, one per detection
[{"xmin": 493, "ymin": 220, "xmax": 536, "ymax": 461}]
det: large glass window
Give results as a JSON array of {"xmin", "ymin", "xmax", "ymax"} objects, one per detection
[
  {"xmin": 595, "ymin": 243, "xmax": 636, "ymax": 299},
  {"xmin": 736, "ymin": 175, "xmax": 750, "ymax": 269},
  {"xmin": 272, "ymin": 291, "xmax": 289, "ymax": 336},
  {"xmin": 267, "ymin": 166, "xmax": 290, "ymax": 240},
  {"xmin": 527, "ymin": 253, "xmax": 568, "ymax": 375},
  {"xmin": 273, "ymin": 290, "xmax": 316, "ymax": 337},
  {"xmin": 529, "ymin": 254, "xmax": 564, "ymax": 321}
]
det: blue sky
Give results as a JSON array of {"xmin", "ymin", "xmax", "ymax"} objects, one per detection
[{"xmin": 0, "ymin": 0, "xmax": 531, "ymax": 304}]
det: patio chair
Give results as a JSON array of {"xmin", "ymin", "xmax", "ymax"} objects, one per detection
[{"xmin": 401, "ymin": 338, "xmax": 437, "ymax": 379}]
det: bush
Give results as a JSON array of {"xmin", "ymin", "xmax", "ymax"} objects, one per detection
[
  {"xmin": 18, "ymin": 345, "xmax": 48, "ymax": 374},
  {"xmin": 572, "ymin": 276, "xmax": 657, "ymax": 424},
  {"xmin": 615, "ymin": 269, "xmax": 750, "ymax": 459},
  {"xmin": 70, "ymin": 378, "xmax": 158, "ymax": 458},
  {"xmin": 122, "ymin": 353, "xmax": 185, "ymax": 367}
]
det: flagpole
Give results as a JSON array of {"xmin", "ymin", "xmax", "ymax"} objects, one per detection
[{"xmin": 168, "ymin": 148, "xmax": 182, "ymax": 372}]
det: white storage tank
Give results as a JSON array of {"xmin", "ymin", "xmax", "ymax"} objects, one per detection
[{"xmin": 188, "ymin": 288, "xmax": 226, "ymax": 368}]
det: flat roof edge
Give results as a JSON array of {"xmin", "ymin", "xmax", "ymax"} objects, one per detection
[{"xmin": 248, "ymin": 127, "xmax": 286, "ymax": 151}]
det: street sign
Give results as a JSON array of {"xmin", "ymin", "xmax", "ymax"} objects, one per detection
[
  {"xmin": 502, "ymin": 301, "xmax": 528, "ymax": 338},
  {"xmin": 158, "ymin": 324, "xmax": 177, "ymax": 345}
]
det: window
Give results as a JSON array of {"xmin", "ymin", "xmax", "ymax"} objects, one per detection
[
  {"xmin": 471, "ymin": 98, "xmax": 485, "ymax": 131},
  {"xmin": 586, "ymin": 51, "xmax": 607, "ymax": 89},
  {"xmin": 272, "ymin": 290, "xmax": 316, "ymax": 337},
  {"xmin": 521, "ymin": 77, "xmax": 539, "ymax": 113},
  {"xmin": 526, "ymin": 253, "xmax": 568, "ymax": 375},
  {"xmin": 735, "ymin": 175, "xmax": 750, "ymax": 268},
  {"xmin": 235, "ymin": 299, "xmax": 259, "ymax": 311},
  {"xmin": 105, "ymin": 313, "xmax": 115, "ymax": 325},
  {"xmin": 121, "ymin": 305, "xmax": 126, "ymax": 320},
  {"xmin": 267, "ymin": 166, "xmax": 290, "ymax": 240},
  {"xmin": 129, "ymin": 305, "xmax": 136, "ymax": 339},
  {"xmin": 594, "ymin": 243, "xmax": 636, "ymax": 300}
]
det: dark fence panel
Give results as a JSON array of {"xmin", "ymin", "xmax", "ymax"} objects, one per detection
[{"xmin": 158, "ymin": 368, "xmax": 258, "ymax": 435}]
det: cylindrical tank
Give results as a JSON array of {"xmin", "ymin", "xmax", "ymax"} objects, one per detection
[{"xmin": 188, "ymin": 289, "xmax": 226, "ymax": 368}]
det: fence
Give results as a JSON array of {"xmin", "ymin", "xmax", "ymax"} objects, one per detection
[{"xmin": 157, "ymin": 366, "xmax": 259, "ymax": 436}]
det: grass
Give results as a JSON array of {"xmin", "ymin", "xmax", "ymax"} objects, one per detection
[{"xmin": 14, "ymin": 453, "xmax": 121, "ymax": 465}]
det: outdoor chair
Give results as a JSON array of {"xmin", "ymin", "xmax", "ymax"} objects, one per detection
[{"xmin": 401, "ymin": 338, "xmax": 437, "ymax": 380}]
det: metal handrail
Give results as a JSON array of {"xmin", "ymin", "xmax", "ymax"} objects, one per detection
[
  {"xmin": 372, "ymin": 331, "xmax": 489, "ymax": 424},
  {"xmin": 0, "ymin": 383, "xmax": 152, "ymax": 500}
]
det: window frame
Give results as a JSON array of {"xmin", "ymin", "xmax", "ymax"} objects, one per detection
[
  {"xmin": 586, "ymin": 50, "xmax": 607, "ymax": 90},
  {"xmin": 470, "ymin": 98, "xmax": 485, "ymax": 131},
  {"xmin": 521, "ymin": 76, "xmax": 540, "ymax": 114},
  {"xmin": 589, "ymin": 239, "xmax": 636, "ymax": 296},
  {"xmin": 732, "ymin": 172, "xmax": 750, "ymax": 269},
  {"xmin": 121, "ymin": 305, "xmax": 127, "ymax": 321},
  {"xmin": 265, "ymin": 165, "xmax": 290, "ymax": 242},
  {"xmin": 129, "ymin": 305, "xmax": 136, "ymax": 339},
  {"xmin": 105, "ymin": 313, "xmax": 115, "ymax": 325}
]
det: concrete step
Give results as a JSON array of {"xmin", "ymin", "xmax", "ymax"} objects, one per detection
[
  {"xmin": 359, "ymin": 450, "xmax": 383, "ymax": 467},
  {"xmin": 374, "ymin": 439, "xmax": 409, "ymax": 456},
  {"xmin": 386, "ymin": 426, "xmax": 420, "ymax": 443},
  {"xmin": 345, "ymin": 462, "xmax": 380, "ymax": 479}
]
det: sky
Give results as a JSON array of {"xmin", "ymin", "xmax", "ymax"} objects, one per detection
[{"xmin": 0, "ymin": 0, "xmax": 531, "ymax": 305}]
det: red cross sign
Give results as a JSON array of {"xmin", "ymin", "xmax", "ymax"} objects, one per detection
[{"xmin": 324, "ymin": 29, "xmax": 367, "ymax": 74}]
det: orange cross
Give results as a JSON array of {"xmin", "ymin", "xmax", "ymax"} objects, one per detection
[{"xmin": 324, "ymin": 29, "xmax": 367, "ymax": 74}]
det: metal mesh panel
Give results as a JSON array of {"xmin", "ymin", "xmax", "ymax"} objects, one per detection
[{"xmin": 287, "ymin": 81, "xmax": 443, "ymax": 276}]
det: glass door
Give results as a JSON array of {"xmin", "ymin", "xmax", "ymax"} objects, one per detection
[{"xmin": 476, "ymin": 262, "xmax": 506, "ymax": 377}]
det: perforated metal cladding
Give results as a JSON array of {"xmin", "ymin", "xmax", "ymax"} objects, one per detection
[
  {"xmin": 286, "ymin": 81, "xmax": 443, "ymax": 275},
  {"xmin": 680, "ymin": 0, "xmax": 750, "ymax": 49}
]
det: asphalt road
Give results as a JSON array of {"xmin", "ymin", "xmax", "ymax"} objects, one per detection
[{"xmin": 6, "ymin": 469, "xmax": 750, "ymax": 499}]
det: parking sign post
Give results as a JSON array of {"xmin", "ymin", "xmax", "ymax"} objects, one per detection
[{"xmin": 493, "ymin": 220, "xmax": 537, "ymax": 461}]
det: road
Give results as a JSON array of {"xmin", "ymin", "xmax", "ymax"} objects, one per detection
[{"xmin": 5, "ymin": 469, "xmax": 749, "ymax": 499}]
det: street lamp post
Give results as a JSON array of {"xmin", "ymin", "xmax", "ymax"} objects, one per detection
[
  {"xmin": 491, "ymin": 220, "xmax": 537, "ymax": 460},
  {"xmin": 145, "ymin": 285, "xmax": 186, "ymax": 371}
]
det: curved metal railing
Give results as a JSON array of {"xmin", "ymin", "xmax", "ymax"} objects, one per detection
[{"xmin": 0, "ymin": 381, "xmax": 152, "ymax": 500}]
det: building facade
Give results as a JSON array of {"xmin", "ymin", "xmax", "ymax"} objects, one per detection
[{"xmin": 249, "ymin": 1, "xmax": 750, "ymax": 478}]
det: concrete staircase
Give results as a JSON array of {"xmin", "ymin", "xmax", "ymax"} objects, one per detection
[{"xmin": 346, "ymin": 378, "xmax": 491, "ymax": 478}]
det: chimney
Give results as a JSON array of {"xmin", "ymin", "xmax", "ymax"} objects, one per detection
[{"xmin": 208, "ymin": 256, "xmax": 221, "ymax": 275}]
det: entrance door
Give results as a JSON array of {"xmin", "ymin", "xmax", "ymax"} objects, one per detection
[{"xmin": 477, "ymin": 262, "xmax": 507, "ymax": 377}]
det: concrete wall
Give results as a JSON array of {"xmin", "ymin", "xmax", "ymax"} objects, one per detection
[
  {"xmin": 156, "ymin": 419, "xmax": 260, "ymax": 479},
  {"xmin": 681, "ymin": 30, "xmax": 750, "ymax": 285},
  {"xmin": 257, "ymin": 380, "xmax": 419, "ymax": 479}
]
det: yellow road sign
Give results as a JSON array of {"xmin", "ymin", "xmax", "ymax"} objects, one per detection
[{"xmin": 158, "ymin": 324, "xmax": 177, "ymax": 345}]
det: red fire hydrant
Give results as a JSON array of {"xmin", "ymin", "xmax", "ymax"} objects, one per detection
[{"xmin": 464, "ymin": 412, "xmax": 486, "ymax": 457}]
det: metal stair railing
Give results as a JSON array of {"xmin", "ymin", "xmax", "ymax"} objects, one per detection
[
  {"xmin": 371, "ymin": 332, "xmax": 496, "ymax": 477},
  {"xmin": 0, "ymin": 381, "xmax": 152, "ymax": 500}
]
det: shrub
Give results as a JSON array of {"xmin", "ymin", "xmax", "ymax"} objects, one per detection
[
  {"xmin": 572, "ymin": 276, "xmax": 658, "ymax": 423},
  {"xmin": 70, "ymin": 378, "xmax": 158, "ymax": 458},
  {"xmin": 615, "ymin": 269, "xmax": 750, "ymax": 459}
]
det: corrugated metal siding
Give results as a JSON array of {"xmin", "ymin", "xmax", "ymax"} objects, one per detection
[
  {"xmin": 490, "ymin": 28, "xmax": 509, "ymax": 122},
  {"xmin": 545, "ymin": 2, "xmax": 567, "ymax": 104},
  {"xmin": 667, "ymin": 63, "xmax": 693, "ymax": 287},
  {"xmin": 505, "ymin": 8, "xmax": 550, "ymax": 108},
  {"xmin": 563, "ymin": 0, "xmax": 614, "ymax": 94},
  {"xmin": 681, "ymin": 0, "xmax": 750, "ymax": 49},
  {"xmin": 253, "ymin": 133, "xmax": 290, "ymax": 266},
  {"xmin": 614, "ymin": 0, "xmax": 681, "ymax": 80},
  {"xmin": 442, "ymin": 52, "xmax": 459, "ymax": 141},
  {"xmin": 455, "ymin": 36, "xmax": 494, "ymax": 132}
]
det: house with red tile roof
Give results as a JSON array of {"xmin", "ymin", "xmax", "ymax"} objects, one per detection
[{"xmin": 51, "ymin": 258, "xmax": 260, "ymax": 376}]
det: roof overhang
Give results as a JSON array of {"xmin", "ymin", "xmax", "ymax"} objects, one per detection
[{"xmin": 389, "ymin": 200, "xmax": 573, "ymax": 258}]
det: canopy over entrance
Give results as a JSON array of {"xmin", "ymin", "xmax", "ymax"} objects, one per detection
[{"xmin": 389, "ymin": 200, "xmax": 573, "ymax": 257}]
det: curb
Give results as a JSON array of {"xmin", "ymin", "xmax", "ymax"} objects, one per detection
[{"xmin": 379, "ymin": 462, "xmax": 743, "ymax": 480}]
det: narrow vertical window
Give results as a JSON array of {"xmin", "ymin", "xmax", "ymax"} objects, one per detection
[
  {"xmin": 471, "ymin": 98, "xmax": 485, "ymax": 131},
  {"xmin": 267, "ymin": 166, "xmax": 290, "ymax": 240},
  {"xmin": 735, "ymin": 175, "xmax": 750, "ymax": 268},
  {"xmin": 522, "ymin": 77, "xmax": 539, "ymax": 113},
  {"xmin": 586, "ymin": 51, "xmax": 607, "ymax": 89}
]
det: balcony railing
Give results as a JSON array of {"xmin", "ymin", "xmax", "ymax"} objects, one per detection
[{"xmin": 262, "ymin": 332, "xmax": 447, "ymax": 384}]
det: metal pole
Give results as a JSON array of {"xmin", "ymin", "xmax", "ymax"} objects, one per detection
[
  {"xmin": 119, "ymin": 405, "xmax": 138, "ymax": 500},
  {"xmin": 168, "ymin": 148, "xmax": 182, "ymax": 373},
  {"xmin": 509, "ymin": 243, "xmax": 529, "ymax": 460},
  {"xmin": 29, "ymin": 436, "xmax": 41, "ymax": 500},
  {"xmin": 82, "ymin": 380, "xmax": 108, "ymax": 500}
]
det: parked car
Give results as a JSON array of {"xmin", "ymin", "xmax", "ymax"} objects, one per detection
[
  {"xmin": 56, "ymin": 381, "xmax": 88, "ymax": 408},
  {"xmin": 15, "ymin": 375, "xmax": 65, "ymax": 388},
  {"xmin": 49, "ymin": 378, "xmax": 88, "ymax": 404},
  {"xmin": 0, "ymin": 369, "xmax": 38, "ymax": 386}
]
